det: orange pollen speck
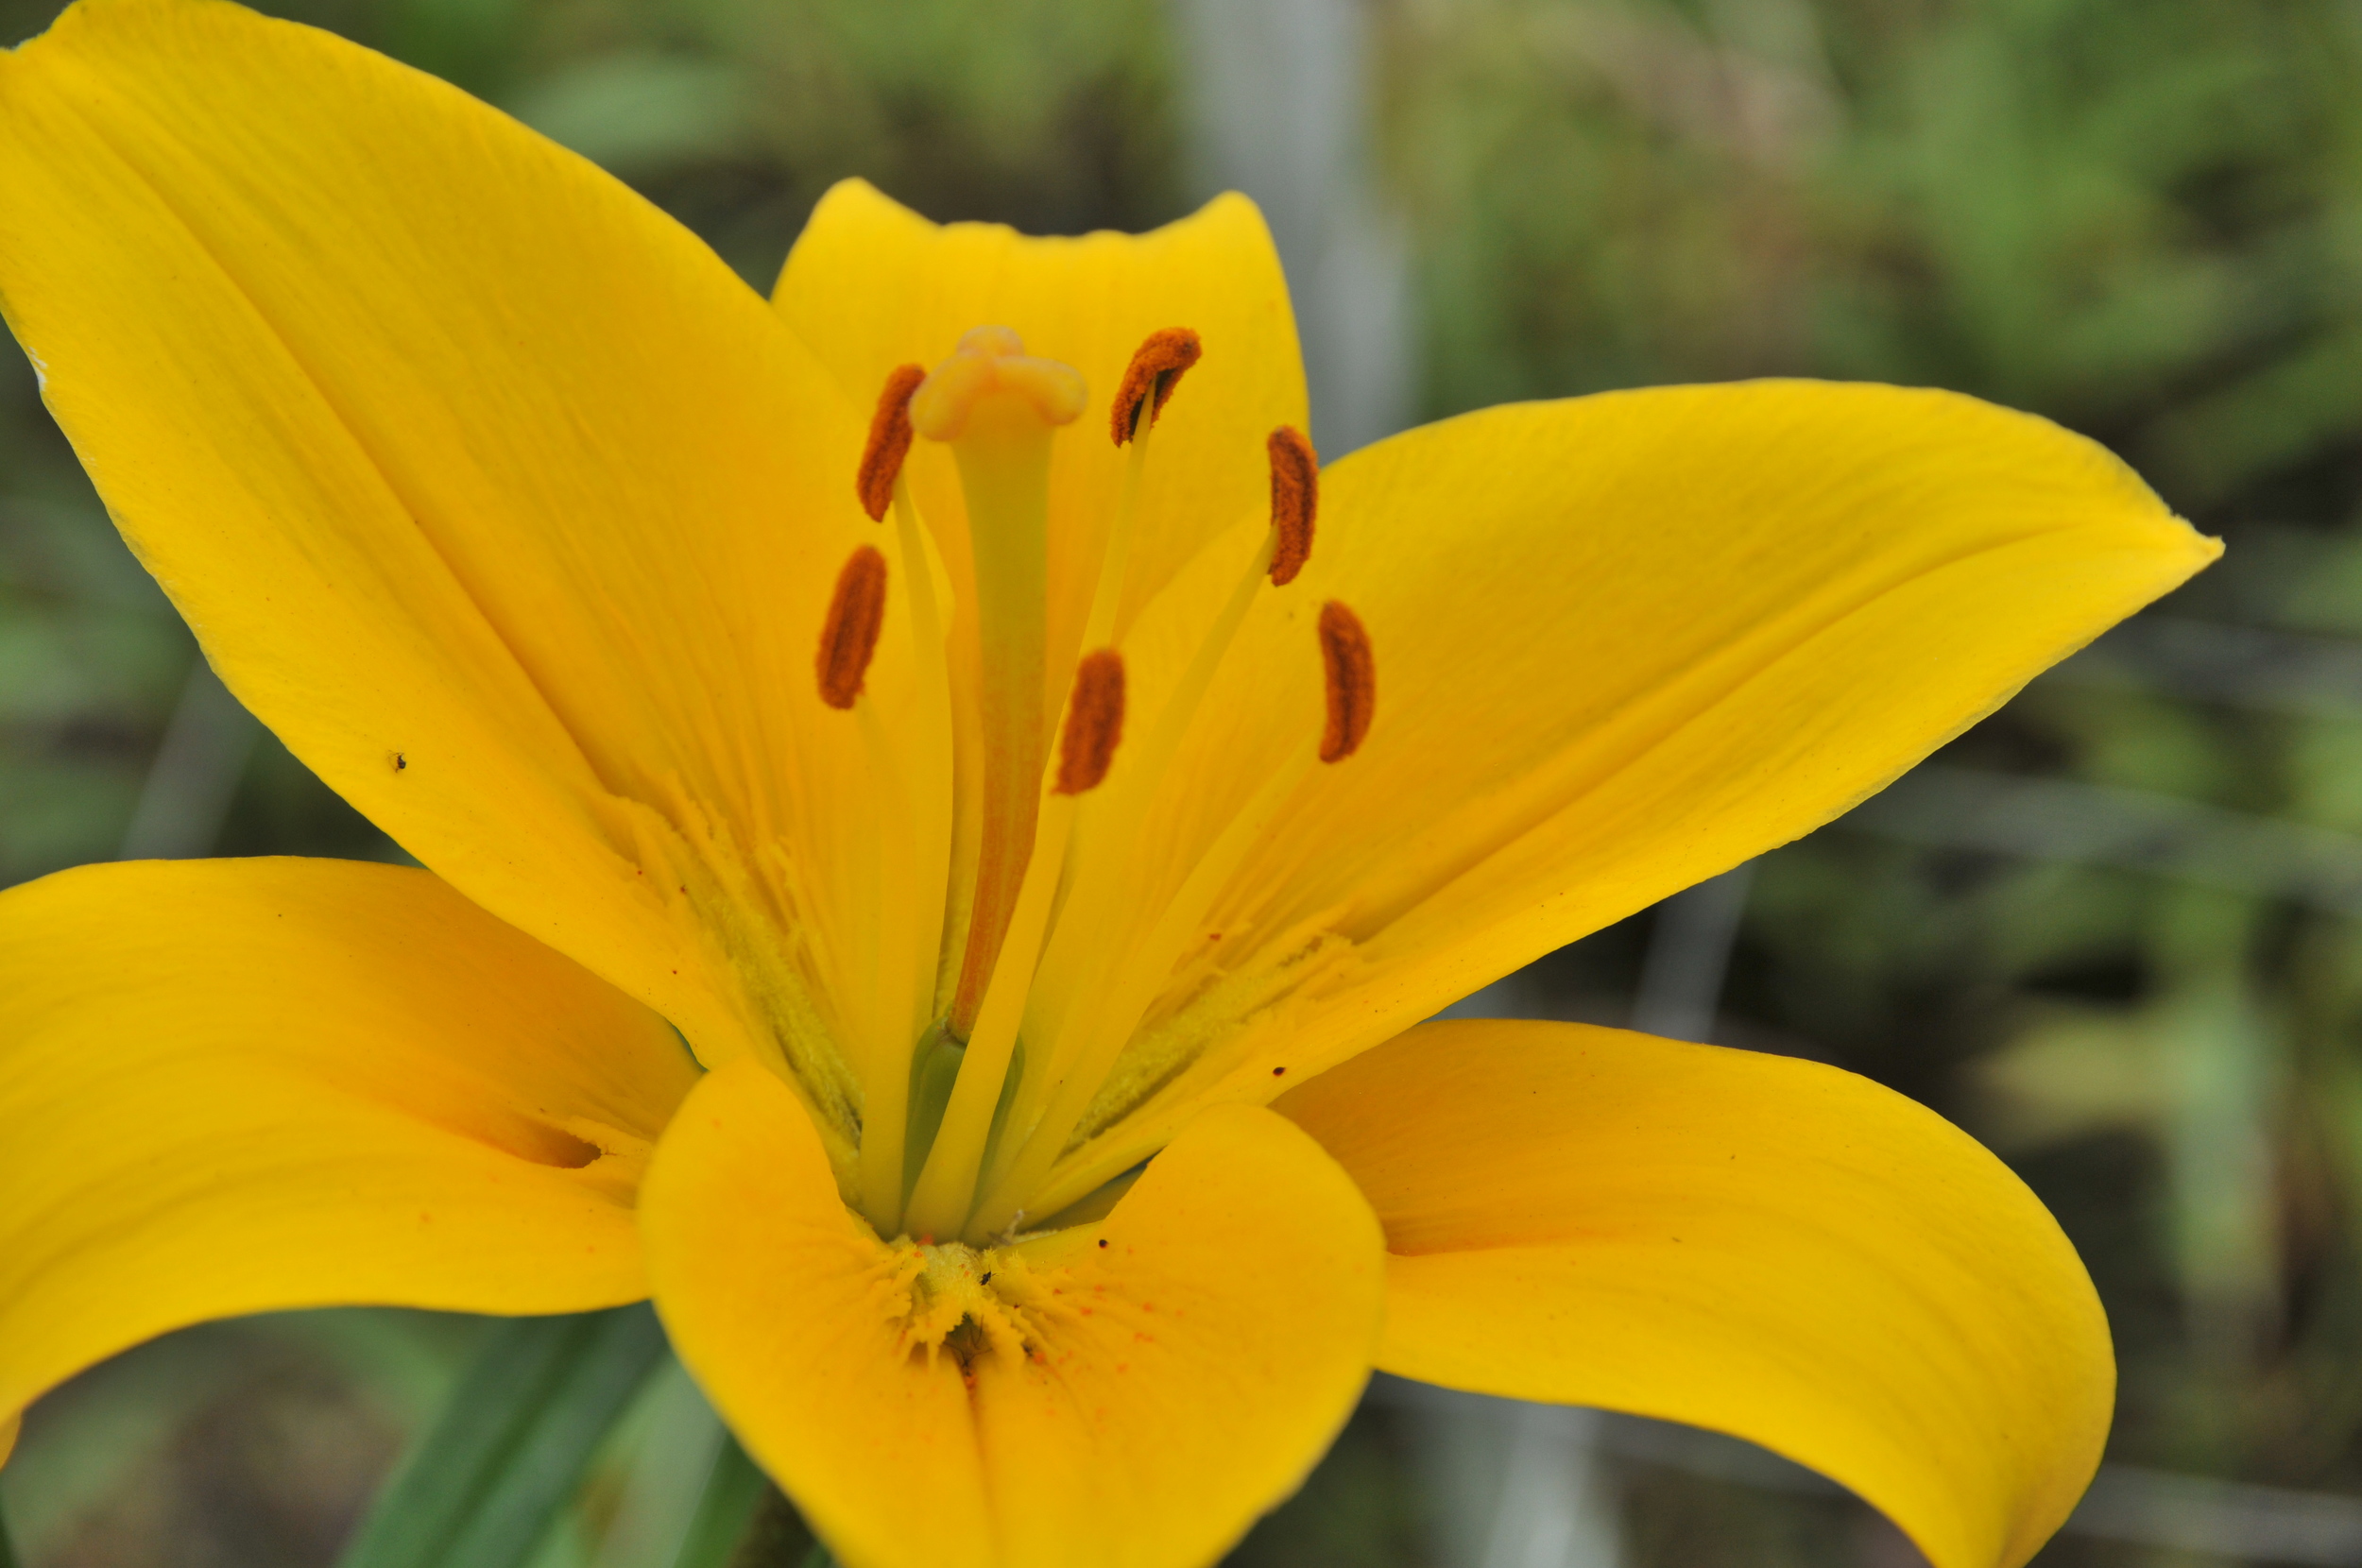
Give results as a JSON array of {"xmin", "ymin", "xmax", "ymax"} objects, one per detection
[
  {"xmin": 1317, "ymin": 601, "xmax": 1375, "ymax": 763},
  {"xmin": 1109, "ymin": 327, "xmax": 1202, "ymax": 446},
  {"xmin": 815, "ymin": 545, "xmax": 889, "ymax": 709},
  {"xmin": 1266, "ymin": 425, "xmax": 1317, "ymax": 586},
  {"xmin": 1053, "ymin": 649, "xmax": 1126, "ymax": 794},
  {"xmin": 856, "ymin": 363, "xmax": 927, "ymax": 522}
]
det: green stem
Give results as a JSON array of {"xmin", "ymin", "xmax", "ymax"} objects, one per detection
[{"xmin": 334, "ymin": 1305, "xmax": 668, "ymax": 1568}]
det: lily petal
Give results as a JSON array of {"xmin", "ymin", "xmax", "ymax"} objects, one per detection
[
  {"xmin": 643, "ymin": 1058, "xmax": 1384, "ymax": 1568},
  {"xmin": 0, "ymin": 0, "xmax": 912, "ymax": 1146},
  {"xmin": 0, "ymin": 858, "xmax": 694, "ymax": 1434},
  {"xmin": 774, "ymin": 179, "xmax": 1306, "ymax": 667},
  {"xmin": 1053, "ymin": 382, "xmax": 2218, "ymax": 1191},
  {"xmin": 1277, "ymin": 1018, "xmax": 2112, "ymax": 1568}
]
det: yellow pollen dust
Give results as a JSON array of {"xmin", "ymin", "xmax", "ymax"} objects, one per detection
[{"xmin": 883, "ymin": 1236, "xmax": 1045, "ymax": 1371}]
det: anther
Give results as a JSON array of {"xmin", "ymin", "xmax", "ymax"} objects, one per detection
[
  {"xmin": 1316, "ymin": 601, "xmax": 1375, "ymax": 762},
  {"xmin": 1110, "ymin": 328, "xmax": 1203, "ymax": 446},
  {"xmin": 815, "ymin": 545, "xmax": 889, "ymax": 709},
  {"xmin": 1266, "ymin": 426, "xmax": 1317, "ymax": 586},
  {"xmin": 1053, "ymin": 650, "xmax": 1126, "ymax": 795},
  {"xmin": 856, "ymin": 364, "xmax": 927, "ymax": 521}
]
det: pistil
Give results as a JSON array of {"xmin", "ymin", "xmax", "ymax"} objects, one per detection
[{"xmin": 910, "ymin": 328, "xmax": 1087, "ymax": 1042}]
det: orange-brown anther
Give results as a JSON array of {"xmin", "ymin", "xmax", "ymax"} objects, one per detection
[
  {"xmin": 1053, "ymin": 649, "xmax": 1127, "ymax": 794},
  {"xmin": 1266, "ymin": 425, "xmax": 1318, "ymax": 586},
  {"xmin": 856, "ymin": 363, "xmax": 928, "ymax": 521},
  {"xmin": 1316, "ymin": 601, "xmax": 1375, "ymax": 763},
  {"xmin": 815, "ymin": 545, "xmax": 889, "ymax": 709},
  {"xmin": 1109, "ymin": 327, "xmax": 1203, "ymax": 446}
]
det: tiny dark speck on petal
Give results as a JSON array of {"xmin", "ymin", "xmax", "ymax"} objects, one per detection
[
  {"xmin": 389, "ymin": 751, "xmax": 407, "ymax": 773},
  {"xmin": 1098, "ymin": 1238, "xmax": 1109, "ymax": 1248}
]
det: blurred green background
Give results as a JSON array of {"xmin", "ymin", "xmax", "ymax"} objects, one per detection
[{"xmin": 5, "ymin": 0, "xmax": 2361, "ymax": 1563}]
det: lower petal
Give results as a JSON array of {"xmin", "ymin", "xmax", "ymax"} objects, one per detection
[
  {"xmin": 642, "ymin": 1059, "xmax": 1384, "ymax": 1568},
  {"xmin": 0, "ymin": 858, "xmax": 696, "ymax": 1428},
  {"xmin": 1276, "ymin": 1018, "xmax": 2113, "ymax": 1568}
]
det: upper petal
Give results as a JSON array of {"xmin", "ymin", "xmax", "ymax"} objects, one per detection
[
  {"xmin": 1277, "ymin": 1018, "xmax": 2113, "ymax": 1568},
  {"xmin": 774, "ymin": 179, "xmax": 1306, "ymax": 674},
  {"xmin": 1044, "ymin": 381, "xmax": 2218, "ymax": 1195},
  {"xmin": 0, "ymin": 0, "xmax": 914, "ymax": 1150},
  {"xmin": 642, "ymin": 1057, "xmax": 1383, "ymax": 1568},
  {"xmin": 0, "ymin": 857, "xmax": 695, "ymax": 1431}
]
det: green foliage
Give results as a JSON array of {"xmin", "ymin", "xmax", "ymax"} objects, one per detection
[{"xmin": 336, "ymin": 1308, "xmax": 668, "ymax": 1568}]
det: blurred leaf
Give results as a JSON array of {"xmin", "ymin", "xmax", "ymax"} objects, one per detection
[
  {"xmin": 506, "ymin": 54, "xmax": 750, "ymax": 175},
  {"xmin": 337, "ymin": 1305, "xmax": 667, "ymax": 1568},
  {"xmin": 666, "ymin": 1432, "xmax": 769, "ymax": 1568},
  {"xmin": 1977, "ymin": 1007, "xmax": 2169, "ymax": 1147}
]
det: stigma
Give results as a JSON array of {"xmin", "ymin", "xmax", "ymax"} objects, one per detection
[{"xmin": 910, "ymin": 325, "xmax": 1087, "ymax": 441}]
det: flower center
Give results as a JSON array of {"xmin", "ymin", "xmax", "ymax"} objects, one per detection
[
  {"xmin": 884, "ymin": 1236, "xmax": 1035, "ymax": 1372},
  {"xmin": 819, "ymin": 325, "xmax": 1372, "ymax": 1246}
]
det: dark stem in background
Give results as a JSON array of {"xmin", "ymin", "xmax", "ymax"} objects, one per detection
[
  {"xmin": 118, "ymin": 656, "xmax": 261, "ymax": 861},
  {"xmin": 1631, "ymin": 863, "xmax": 1756, "ymax": 1044}
]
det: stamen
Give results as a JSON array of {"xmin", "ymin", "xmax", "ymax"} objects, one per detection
[
  {"xmin": 816, "ymin": 545, "xmax": 889, "ymax": 710},
  {"xmin": 1317, "ymin": 601, "xmax": 1375, "ymax": 761},
  {"xmin": 969, "ymin": 739, "xmax": 1320, "ymax": 1240},
  {"xmin": 1266, "ymin": 426, "xmax": 1318, "ymax": 586},
  {"xmin": 1053, "ymin": 650, "xmax": 1126, "ymax": 795},
  {"xmin": 999, "ymin": 523, "xmax": 1281, "ymax": 1137},
  {"xmin": 1109, "ymin": 327, "xmax": 1203, "ymax": 446},
  {"xmin": 856, "ymin": 364, "xmax": 927, "ymax": 522}
]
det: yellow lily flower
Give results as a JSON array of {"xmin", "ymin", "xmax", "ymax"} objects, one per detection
[{"xmin": 0, "ymin": 2, "xmax": 2217, "ymax": 1564}]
